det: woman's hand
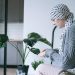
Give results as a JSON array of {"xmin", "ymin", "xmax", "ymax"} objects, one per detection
[
  {"xmin": 38, "ymin": 48, "xmax": 59, "ymax": 57},
  {"xmin": 38, "ymin": 49, "xmax": 46, "ymax": 57}
]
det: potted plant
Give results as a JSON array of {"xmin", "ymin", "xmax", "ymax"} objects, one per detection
[
  {"xmin": 0, "ymin": 26, "xmax": 57, "ymax": 75},
  {"xmin": 8, "ymin": 32, "xmax": 52, "ymax": 75},
  {"xmin": 31, "ymin": 60, "xmax": 44, "ymax": 70},
  {"xmin": 22, "ymin": 32, "xmax": 52, "ymax": 75}
]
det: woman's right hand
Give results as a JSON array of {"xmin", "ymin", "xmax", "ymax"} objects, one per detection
[
  {"xmin": 38, "ymin": 48, "xmax": 59, "ymax": 57},
  {"xmin": 38, "ymin": 49, "xmax": 46, "ymax": 57}
]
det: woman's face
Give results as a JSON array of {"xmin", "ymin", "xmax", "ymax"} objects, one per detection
[{"xmin": 51, "ymin": 19, "xmax": 65, "ymax": 28}]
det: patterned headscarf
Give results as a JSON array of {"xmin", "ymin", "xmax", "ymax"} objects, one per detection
[
  {"xmin": 50, "ymin": 4, "xmax": 74, "ymax": 53},
  {"xmin": 50, "ymin": 4, "xmax": 74, "ymax": 29}
]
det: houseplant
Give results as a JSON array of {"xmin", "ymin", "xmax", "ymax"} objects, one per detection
[
  {"xmin": 22, "ymin": 32, "xmax": 52, "ymax": 75},
  {"xmin": 8, "ymin": 32, "xmax": 52, "ymax": 75}
]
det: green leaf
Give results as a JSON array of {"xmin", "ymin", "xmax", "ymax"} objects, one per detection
[
  {"xmin": 31, "ymin": 60, "xmax": 44, "ymax": 70},
  {"xmin": 38, "ymin": 38, "xmax": 52, "ymax": 47},
  {"xmin": 28, "ymin": 32, "xmax": 41, "ymax": 39},
  {"xmin": 23, "ymin": 38, "xmax": 37, "ymax": 47},
  {"xmin": 30, "ymin": 48, "xmax": 40, "ymax": 55},
  {"xmin": 24, "ymin": 32, "xmax": 52, "ymax": 48},
  {"xmin": 0, "ymin": 34, "xmax": 8, "ymax": 48}
]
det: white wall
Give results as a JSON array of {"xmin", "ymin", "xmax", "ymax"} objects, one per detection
[
  {"xmin": 24, "ymin": 0, "xmax": 75, "ymax": 74},
  {"xmin": 7, "ymin": 23, "xmax": 23, "ymax": 40}
]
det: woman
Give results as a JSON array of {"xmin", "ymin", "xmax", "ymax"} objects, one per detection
[{"xmin": 35, "ymin": 4, "xmax": 75, "ymax": 75}]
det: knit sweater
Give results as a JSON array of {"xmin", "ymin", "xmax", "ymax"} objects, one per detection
[
  {"xmin": 45, "ymin": 21, "xmax": 75, "ymax": 70},
  {"xmin": 61, "ymin": 21, "xmax": 75, "ymax": 70}
]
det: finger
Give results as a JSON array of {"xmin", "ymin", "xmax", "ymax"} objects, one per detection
[{"xmin": 40, "ymin": 49, "xmax": 46, "ymax": 52}]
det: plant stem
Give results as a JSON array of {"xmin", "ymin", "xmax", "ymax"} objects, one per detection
[
  {"xmin": 23, "ymin": 44, "xmax": 28, "ymax": 64},
  {"xmin": 8, "ymin": 41, "xmax": 24, "ymax": 64},
  {"xmin": 24, "ymin": 50, "xmax": 30, "ymax": 64}
]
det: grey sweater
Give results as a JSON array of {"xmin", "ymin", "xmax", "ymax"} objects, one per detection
[{"xmin": 45, "ymin": 21, "xmax": 75, "ymax": 70}]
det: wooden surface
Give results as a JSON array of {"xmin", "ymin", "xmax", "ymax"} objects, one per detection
[{"xmin": 0, "ymin": 68, "xmax": 16, "ymax": 75}]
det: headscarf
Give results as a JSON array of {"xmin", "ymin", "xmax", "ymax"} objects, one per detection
[{"xmin": 50, "ymin": 4, "xmax": 74, "ymax": 53}]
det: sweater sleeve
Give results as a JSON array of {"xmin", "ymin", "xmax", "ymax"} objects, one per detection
[
  {"xmin": 44, "ymin": 49, "xmax": 59, "ymax": 58},
  {"xmin": 44, "ymin": 49, "xmax": 54, "ymax": 58},
  {"xmin": 62, "ymin": 25, "xmax": 75, "ymax": 70}
]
